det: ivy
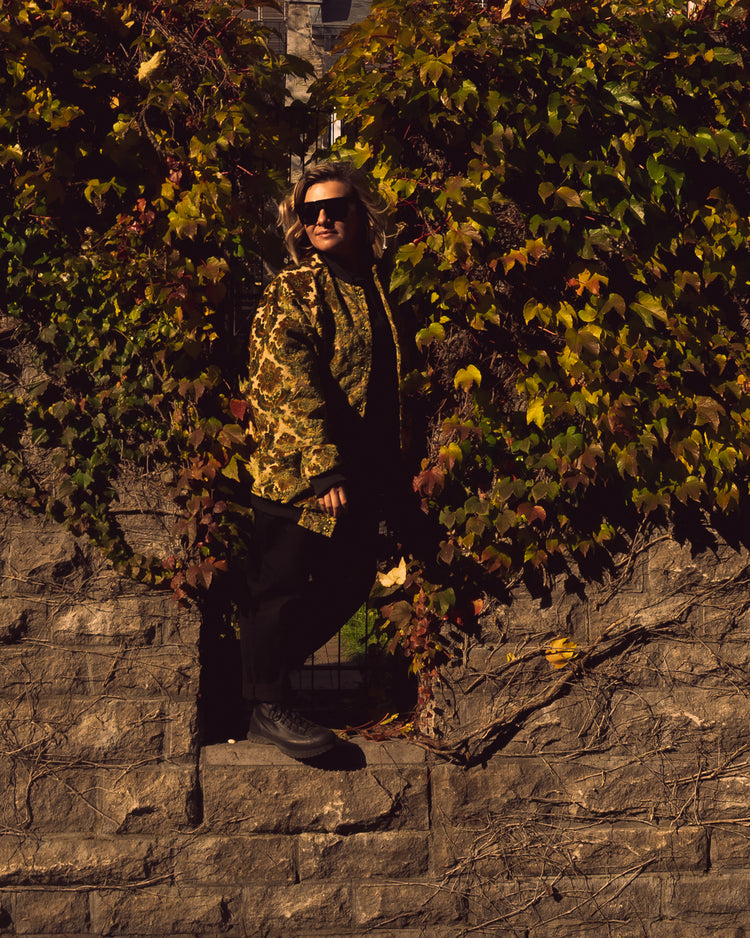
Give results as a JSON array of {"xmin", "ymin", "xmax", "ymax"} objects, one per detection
[
  {"xmin": 0, "ymin": 0, "xmax": 311, "ymax": 596},
  {"xmin": 3, "ymin": 0, "xmax": 750, "ymax": 704},
  {"xmin": 315, "ymin": 0, "xmax": 750, "ymax": 675}
]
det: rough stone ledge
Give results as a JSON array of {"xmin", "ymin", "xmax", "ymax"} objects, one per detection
[
  {"xmin": 201, "ymin": 738, "xmax": 425, "ymax": 767},
  {"xmin": 200, "ymin": 739, "xmax": 429, "ymax": 836}
]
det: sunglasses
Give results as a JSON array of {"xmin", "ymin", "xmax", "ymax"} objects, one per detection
[{"xmin": 299, "ymin": 195, "xmax": 354, "ymax": 226}]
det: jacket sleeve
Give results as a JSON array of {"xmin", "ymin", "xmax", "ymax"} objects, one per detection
[{"xmin": 246, "ymin": 273, "xmax": 343, "ymax": 491}]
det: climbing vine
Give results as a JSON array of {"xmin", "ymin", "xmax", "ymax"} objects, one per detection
[
  {"xmin": 315, "ymin": 0, "xmax": 750, "ymax": 680},
  {"xmin": 0, "ymin": 0, "xmax": 311, "ymax": 595},
  {"xmin": 3, "ymin": 0, "xmax": 750, "ymax": 707}
]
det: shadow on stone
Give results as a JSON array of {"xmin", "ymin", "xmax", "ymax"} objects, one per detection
[{"xmin": 299, "ymin": 739, "xmax": 367, "ymax": 770}]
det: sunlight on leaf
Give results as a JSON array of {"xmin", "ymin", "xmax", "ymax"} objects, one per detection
[{"xmin": 545, "ymin": 637, "xmax": 579, "ymax": 669}]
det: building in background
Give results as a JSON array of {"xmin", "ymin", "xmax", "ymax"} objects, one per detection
[{"xmin": 249, "ymin": 0, "xmax": 372, "ymax": 157}]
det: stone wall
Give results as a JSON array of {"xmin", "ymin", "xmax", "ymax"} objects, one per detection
[{"xmin": 1, "ymin": 506, "xmax": 750, "ymax": 936}]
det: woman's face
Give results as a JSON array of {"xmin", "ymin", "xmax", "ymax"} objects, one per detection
[{"xmin": 302, "ymin": 179, "xmax": 359, "ymax": 264}]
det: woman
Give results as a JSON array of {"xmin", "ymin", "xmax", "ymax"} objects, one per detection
[{"xmin": 239, "ymin": 162, "xmax": 403, "ymax": 759}]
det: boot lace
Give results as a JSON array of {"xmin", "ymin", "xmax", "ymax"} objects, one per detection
[{"xmin": 268, "ymin": 704, "xmax": 314, "ymax": 733}]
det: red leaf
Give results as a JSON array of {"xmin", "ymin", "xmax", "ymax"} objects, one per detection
[
  {"xmin": 413, "ymin": 466, "xmax": 445, "ymax": 496},
  {"xmin": 229, "ymin": 399, "xmax": 247, "ymax": 420}
]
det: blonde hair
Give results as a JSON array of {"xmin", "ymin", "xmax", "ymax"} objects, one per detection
[{"xmin": 278, "ymin": 162, "xmax": 388, "ymax": 265}]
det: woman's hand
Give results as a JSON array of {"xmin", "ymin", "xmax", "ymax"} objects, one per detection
[{"xmin": 318, "ymin": 484, "xmax": 348, "ymax": 518}]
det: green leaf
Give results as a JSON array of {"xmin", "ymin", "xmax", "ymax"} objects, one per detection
[{"xmin": 555, "ymin": 186, "xmax": 583, "ymax": 208}]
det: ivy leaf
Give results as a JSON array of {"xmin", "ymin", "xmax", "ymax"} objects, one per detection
[
  {"xmin": 545, "ymin": 637, "xmax": 579, "ymax": 669},
  {"xmin": 377, "ymin": 557, "xmax": 408, "ymax": 588},
  {"xmin": 555, "ymin": 186, "xmax": 583, "ymax": 208},
  {"xmin": 137, "ymin": 50, "xmax": 165, "ymax": 83},
  {"xmin": 416, "ymin": 321, "xmax": 446, "ymax": 350},
  {"xmin": 526, "ymin": 398, "xmax": 546, "ymax": 428},
  {"xmin": 694, "ymin": 396, "xmax": 724, "ymax": 431},
  {"xmin": 454, "ymin": 365, "xmax": 482, "ymax": 391}
]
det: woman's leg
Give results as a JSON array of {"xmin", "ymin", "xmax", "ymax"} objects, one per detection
[
  {"xmin": 239, "ymin": 507, "xmax": 378, "ymax": 701},
  {"xmin": 238, "ymin": 507, "xmax": 378, "ymax": 758}
]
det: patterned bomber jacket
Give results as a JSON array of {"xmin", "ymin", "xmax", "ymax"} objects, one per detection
[{"xmin": 242, "ymin": 252, "xmax": 402, "ymax": 537}]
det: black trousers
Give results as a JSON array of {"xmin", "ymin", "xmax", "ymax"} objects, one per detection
[{"xmin": 238, "ymin": 506, "xmax": 379, "ymax": 703}]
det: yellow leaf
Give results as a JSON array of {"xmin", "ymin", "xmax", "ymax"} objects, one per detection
[
  {"xmin": 454, "ymin": 365, "xmax": 482, "ymax": 391},
  {"xmin": 377, "ymin": 556, "xmax": 407, "ymax": 588},
  {"xmin": 376, "ymin": 712, "xmax": 400, "ymax": 726},
  {"xmin": 526, "ymin": 398, "xmax": 546, "ymax": 428},
  {"xmin": 545, "ymin": 637, "xmax": 579, "ymax": 669},
  {"xmin": 138, "ymin": 50, "xmax": 165, "ymax": 83}
]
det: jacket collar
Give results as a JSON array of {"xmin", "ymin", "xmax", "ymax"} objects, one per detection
[{"xmin": 307, "ymin": 250, "xmax": 374, "ymax": 286}]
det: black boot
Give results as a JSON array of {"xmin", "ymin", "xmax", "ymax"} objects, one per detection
[{"xmin": 246, "ymin": 702, "xmax": 337, "ymax": 759}]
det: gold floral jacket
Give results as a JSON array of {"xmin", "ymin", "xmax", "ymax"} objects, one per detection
[{"xmin": 242, "ymin": 253, "xmax": 402, "ymax": 536}]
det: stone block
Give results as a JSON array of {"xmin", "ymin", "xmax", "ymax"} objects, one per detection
[
  {"xmin": 432, "ymin": 817, "xmax": 707, "ymax": 880},
  {"xmin": 0, "ymin": 769, "xmax": 100, "ymax": 834},
  {"xmin": 201, "ymin": 741, "xmax": 428, "ymax": 834},
  {"xmin": 649, "ymin": 925, "xmax": 749, "ymax": 938},
  {"xmin": 662, "ymin": 872, "xmax": 750, "ymax": 927},
  {"xmin": 625, "ymin": 638, "xmax": 750, "ymax": 690},
  {"xmin": 696, "ymin": 773, "xmax": 750, "ymax": 821},
  {"xmin": 8, "ymin": 888, "xmax": 90, "ymax": 934},
  {"xmin": 1, "ymin": 692, "xmax": 172, "ymax": 765},
  {"xmin": 354, "ymin": 883, "xmax": 466, "ymax": 929},
  {"xmin": 37, "ymin": 696, "xmax": 170, "ymax": 763},
  {"xmin": 499, "ymin": 685, "xmax": 610, "ymax": 755},
  {"xmin": 558, "ymin": 822, "xmax": 706, "ymax": 874},
  {"xmin": 0, "ymin": 696, "xmax": 64, "ymax": 763},
  {"xmin": 83, "ymin": 644, "xmax": 199, "ymax": 698},
  {"xmin": 48, "ymin": 593, "xmax": 199, "ymax": 650},
  {"xmin": 241, "ymin": 883, "xmax": 351, "ymax": 936},
  {"xmin": 432, "ymin": 755, "xmax": 697, "ymax": 826},
  {"xmin": 298, "ymin": 831, "xmax": 429, "ymax": 881},
  {"xmin": 343, "ymin": 931, "xmax": 474, "ymax": 938},
  {"xmin": 604, "ymin": 685, "xmax": 750, "ymax": 752},
  {"xmin": 164, "ymin": 700, "xmax": 199, "ymax": 760},
  {"xmin": 173, "ymin": 835, "xmax": 295, "ymax": 886},
  {"xmin": 0, "ymin": 642, "xmax": 198, "ymax": 700},
  {"xmin": 1, "ymin": 524, "xmax": 90, "ymax": 594},
  {"xmin": 0, "ymin": 644, "xmax": 90, "ymax": 697},
  {"xmin": 431, "ymin": 759, "xmax": 548, "ymax": 824},
  {"xmin": 158, "ymin": 602, "xmax": 202, "ymax": 648},
  {"xmin": 0, "ymin": 835, "xmax": 167, "ymax": 886},
  {"xmin": 110, "ymin": 484, "xmax": 181, "ymax": 559},
  {"xmin": 97, "ymin": 765, "xmax": 199, "ymax": 834},
  {"xmin": 624, "ymin": 639, "xmax": 726, "ymax": 689},
  {"xmin": 0, "ymin": 599, "xmax": 48, "ymax": 644},
  {"xmin": 49, "ymin": 598, "xmax": 155, "ymax": 646},
  {"xmin": 709, "ymin": 824, "xmax": 750, "ymax": 868},
  {"xmin": 563, "ymin": 756, "xmax": 695, "ymax": 822},
  {"xmin": 465, "ymin": 872, "xmax": 662, "ymax": 932},
  {"xmin": 91, "ymin": 886, "xmax": 241, "ymax": 935}
]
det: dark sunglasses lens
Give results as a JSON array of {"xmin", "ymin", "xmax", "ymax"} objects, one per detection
[{"xmin": 300, "ymin": 196, "xmax": 351, "ymax": 225}]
